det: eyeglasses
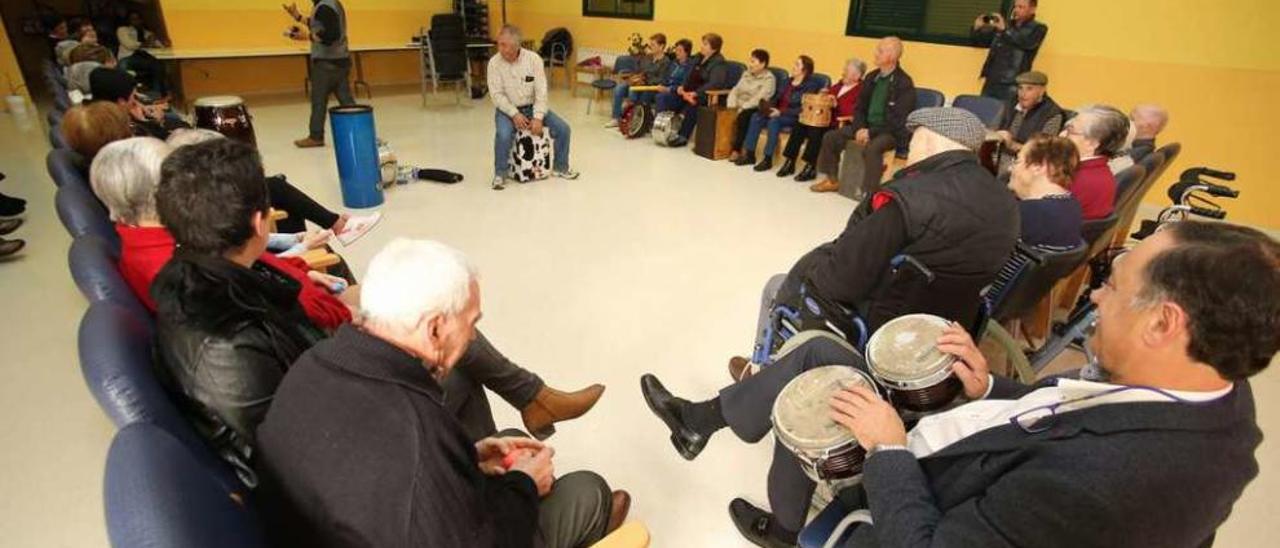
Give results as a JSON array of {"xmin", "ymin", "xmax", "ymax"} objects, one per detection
[{"xmin": 1008, "ymin": 385, "xmax": 1189, "ymax": 433}]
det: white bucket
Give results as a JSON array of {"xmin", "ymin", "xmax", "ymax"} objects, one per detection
[{"xmin": 4, "ymin": 95, "xmax": 27, "ymax": 116}]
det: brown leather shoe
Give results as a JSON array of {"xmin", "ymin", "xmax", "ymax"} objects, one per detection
[
  {"xmin": 605, "ymin": 490, "xmax": 631, "ymax": 536},
  {"xmin": 809, "ymin": 178, "xmax": 840, "ymax": 193},
  {"xmin": 728, "ymin": 356, "xmax": 755, "ymax": 382},
  {"xmin": 0, "ymin": 237, "xmax": 25, "ymax": 258},
  {"xmin": 293, "ymin": 137, "xmax": 325, "ymax": 148},
  {"xmin": 0, "ymin": 217, "xmax": 22, "ymax": 236},
  {"xmin": 521, "ymin": 384, "xmax": 605, "ymax": 440}
]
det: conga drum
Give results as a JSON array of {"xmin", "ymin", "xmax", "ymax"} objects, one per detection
[
  {"xmin": 866, "ymin": 314, "xmax": 963, "ymax": 413},
  {"xmin": 799, "ymin": 93, "xmax": 836, "ymax": 128},
  {"xmin": 772, "ymin": 365, "xmax": 882, "ymax": 481},
  {"xmin": 979, "ymin": 132, "xmax": 1002, "ymax": 175},
  {"xmin": 619, "ymin": 102, "xmax": 654, "ymax": 139},
  {"xmin": 651, "ymin": 111, "xmax": 682, "ymax": 146},
  {"xmin": 193, "ymin": 95, "xmax": 256, "ymax": 147}
]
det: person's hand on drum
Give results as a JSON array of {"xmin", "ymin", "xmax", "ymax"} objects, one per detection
[
  {"xmin": 937, "ymin": 323, "xmax": 992, "ymax": 399},
  {"xmin": 829, "ymin": 385, "xmax": 906, "ymax": 449},
  {"xmin": 509, "ymin": 445, "xmax": 557, "ymax": 497},
  {"xmin": 529, "ymin": 117, "xmax": 545, "ymax": 136},
  {"xmin": 475, "ymin": 436, "xmax": 545, "ymax": 476},
  {"xmin": 512, "ymin": 112, "xmax": 532, "ymax": 131},
  {"xmin": 855, "ymin": 128, "xmax": 870, "ymax": 146},
  {"xmin": 995, "ymin": 129, "xmax": 1014, "ymax": 145}
]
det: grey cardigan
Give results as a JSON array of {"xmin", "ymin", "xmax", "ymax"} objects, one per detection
[{"xmin": 727, "ymin": 68, "xmax": 776, "ymax": 110}]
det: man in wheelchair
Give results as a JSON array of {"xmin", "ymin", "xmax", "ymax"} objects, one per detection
[{"xmin": 640, "ymin": 107, "xmax": 1021, "ymax": 544}]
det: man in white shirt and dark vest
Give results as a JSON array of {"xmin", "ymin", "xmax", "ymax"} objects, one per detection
[
  {"xmin": 487, "ymin": 25, "xmax": 578, "ymax": 190},
  {"xmin": 640, "ymin": 220, "xmax": 1277, "ymax": 547}
]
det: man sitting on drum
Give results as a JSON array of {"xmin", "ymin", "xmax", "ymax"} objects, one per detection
[
  {"xmin": 640, "ymin": 107, "xmax": 1020, "ymax": 545},
  {"xmin": 488, "ymin": 25, "xmax": 579, "ymax": 190},
  {"xmin": 641, "ymin": 220, "xmax": 1277, "ymax": 547}
]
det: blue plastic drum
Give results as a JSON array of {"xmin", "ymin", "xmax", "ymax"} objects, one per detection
[{"xmin": 329, "ymin": 104, "xmax": 384, "ymax": 209}]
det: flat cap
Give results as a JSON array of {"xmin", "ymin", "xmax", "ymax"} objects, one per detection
[
  {"xmin": 906, "ymin": 107, "xmax": 988, "ymax": 151},
  {"xmin": 1016, "ymin": 70, "xmax": 1048, "ymax": 86}
]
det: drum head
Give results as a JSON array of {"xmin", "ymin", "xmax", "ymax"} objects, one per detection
[
  {"xmin": 192, "ymin": 95, "xmax": 245, "ymax": 107},
  {"xmin": 772, "ymin": 366, "xmax": 874, "ymax": 450},
  {"xmin": 867, "ymin": 314, "xmax": 954, "ymax": 384},
  {"xmin": 620, "ymin": 103, "xmax": 653, "ymax": 139}
]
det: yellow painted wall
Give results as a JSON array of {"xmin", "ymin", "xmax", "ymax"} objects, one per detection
[
  {"xmin": 510, "ymin": 0, "xmax": 1280, "ymax": 228},
  {"xmin": 0, "ymin": 13, "xmax": 29, "ymax": 103},
  {"xmin": 161, "ymin": 0, "xmax": 487, "ymax": 96}
]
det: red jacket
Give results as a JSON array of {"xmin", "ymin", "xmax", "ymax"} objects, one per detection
[
  {"xmin": 115, "ymin": 224, "xmax": 353, "ymax": 329},
  {"xmin": 831, "ymin": 81, "xmax": 861, "ymax": 123},
  {"xmin": 1070, "ymin": 157, "xmax": 1117, "ymax": 220}
]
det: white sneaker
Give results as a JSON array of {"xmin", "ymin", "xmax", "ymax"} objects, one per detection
[
  {"xmin": 603, "ymin": 119, "xmax": 619, "ymax": 128},
  {"xmin": 552, "ymin": 169, "xmax": 580, "ymax": 180},
  {"xmin": 335, "ymin": 211, "xmax": 382, "ymax": 246},
  {"xmin": 491, "ymin": 176, "xmax": 507, "ymax": 190}
]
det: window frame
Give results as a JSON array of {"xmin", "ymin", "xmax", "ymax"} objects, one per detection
[
  {"xmin": 845, "ymin": 0, "xmax": 1014, "ymax": 47},
  {"xmin": 583, "ymin": 0, "xmax": 655, "ymax": 21}
]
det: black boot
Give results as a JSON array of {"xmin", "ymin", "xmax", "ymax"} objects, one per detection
[
  {"xmin": 775, "ymin": 158, "xmax": 796, "ymax": 177},
  {"xmin": 794, "ymin": 164, "xmax": 817, "ymax": 182},
  {"xmin": 0, "ymin": 192, "xmax": 26, "ymax": 217},
  {"xmin": 733, "ymin": 152, "xmax": 756, "ymax": 166},
  {"xmin": 753, "ymin": 156, "xmax": 774, "ymax": 172},
  {"xmin": 729, "ymin": 498, "xmax": 798, "ymax": 547}
]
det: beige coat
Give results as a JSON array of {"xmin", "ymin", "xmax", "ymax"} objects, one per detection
[{"xmin": 726, "ymin": 69, "xmax": 776, "ymax": 110}]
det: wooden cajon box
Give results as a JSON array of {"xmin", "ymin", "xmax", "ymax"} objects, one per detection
[{"xmin": 693, "ymin": 105, "xmax": 737, "ymax": 160}]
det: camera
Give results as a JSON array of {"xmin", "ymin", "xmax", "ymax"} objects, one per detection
[{"xmin": 981, "ymin": 13, "xmax": 1000, "ymax": 24}]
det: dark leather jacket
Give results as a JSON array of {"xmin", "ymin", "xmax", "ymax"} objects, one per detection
[
  {"xmin": 973, "ymin": 17, "xmax": 1048, "ymax": 84},
  {"xmin": 151, "ymin": 251, "xmax": 325, "ymax": 486},
  {"xmin": 682, "ymin": 51, "xmax": 730, "ymax": 97},
  {"xmin": 850, "ymin": 66, "xmax": 917, "ymax": 148}
]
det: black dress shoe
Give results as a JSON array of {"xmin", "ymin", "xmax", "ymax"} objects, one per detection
[
  {"xmin": 794, "ymin": 164, "xmax": 817, "ymax": 182},
  {"xmin": 776, "ymin": 158, "xmax": 796, "ymax": 177},
  {"xmin": 729, "ymin": 498, "xmax": 797, "ymax": 547},
  {"xmin": 753, "ymin": 157, "xmax": 774, "ymax": 172},
  {"xmin": 668, "ymin": 135, "xmax": 689, "ymax": 147},
  {"xmin": 0, "ymin": 217, "xmax": 22, "ymax": 236},
  {"xmin": 733, "ymin": 153, "xmax": 756, "ymax": 166},
  {"xmin": 639, "ymin": 374, "xmax": 708, "ymax": 460}
]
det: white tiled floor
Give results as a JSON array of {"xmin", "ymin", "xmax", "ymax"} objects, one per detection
[{"xmin": 0, "ymin": 87, "xmax": 1275, "ymax": 547}]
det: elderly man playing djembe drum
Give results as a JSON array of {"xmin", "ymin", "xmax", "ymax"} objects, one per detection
[{"xmin": 641, "ymin": 219, "xmax": 1277, "ymax": 547}]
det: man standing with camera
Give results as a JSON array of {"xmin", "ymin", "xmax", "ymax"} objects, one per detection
[{"xmin": 972, "ymin": 0, "xmax": 1048, "ymax": 101}]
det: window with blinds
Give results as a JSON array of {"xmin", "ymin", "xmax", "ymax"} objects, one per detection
[
  {"xmin": 584, "ymin": 0, "xmax": 655, "ymax": 20},
  {"xmin": 846, "ymin": 0, "xmax": 1012, "ymax": 46}
]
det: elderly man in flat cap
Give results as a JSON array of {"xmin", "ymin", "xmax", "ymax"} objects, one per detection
[
  {"xmin": 638, "ymin": 107, "xmax": 1019, "ymax": 546},
  {"xmin": 992, "ymin": 70, "xmax": 1065, "ymax": 175}
]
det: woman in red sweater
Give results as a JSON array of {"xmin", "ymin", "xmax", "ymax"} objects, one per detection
[{"xmin": 778, "ymin": 57, "xmax": 866, "ymax": 182}]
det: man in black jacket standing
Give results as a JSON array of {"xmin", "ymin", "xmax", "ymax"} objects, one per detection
[
  {"xmin": 285, "ymin": 0, "xmax": 356, "ymax": 148},
  {"xmin": 640, "ymin": 108, "xmax": 1020, "ymax": 546},
  {"xmin": 810, "ymin": 37, "xmax": 916, "ymax": 198},
  {"xmin": 972, "ymin": 0, "xmax": 1048, "ymax": 101},
  {"xmin": 256, "ymin": 238, "xmax": 630, "ymax": 548}
]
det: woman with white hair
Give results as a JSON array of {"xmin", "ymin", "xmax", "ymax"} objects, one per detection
[{"xmin": 256, "ymin": 238, "xmax": 630, "ymax": 548}]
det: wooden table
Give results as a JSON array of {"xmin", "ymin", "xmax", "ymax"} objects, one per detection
[{"xmin": 145, "ymin": 44, "xmax": 420, "ymax": 104}]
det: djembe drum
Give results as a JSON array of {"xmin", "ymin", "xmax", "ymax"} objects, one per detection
[
  {"xmin": 866, "ymin": 314, "xmax": 963, "ymax": 413},
  {"xmin": 773, "ymin": 365, "xmax": 882, "ymax": 481},
  {"xmin": 193, "ymin": 95, "xmax": 256, "ymax": 147},
  {"xmin": 799, "ymin": 93, "xmax": 836, "ymax": 128}
]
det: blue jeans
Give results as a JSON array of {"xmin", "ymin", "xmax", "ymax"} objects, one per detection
[
  {"xmin": 655, "ymin": 91, "xmax": 684, "ymax": 113},
  {"xmin": 495, "ymin": 106, "xmax": 571, "ymax": 177},
  {"xmin": 611, "ymin": 83, "xmax": 657, "ymax": 119},
  {"xmin": 743, "ymin": 113, "xmax": 797, "ymax": 157}
]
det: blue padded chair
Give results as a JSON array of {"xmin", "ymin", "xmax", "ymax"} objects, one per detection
[
  {"xmin": 587, "ymin": 55, "xmax": 641, "ymax": 114},
  {"xmin": 49, "ymin": 125, "xmax": 69, "ymax": 149},
  {"xmin": 47, "ymin": 108, "xmax": 63, "ymax": 130},
  {"xmin": 799, "ymin": 497, "xmax": 863, "ymax": 548},
  {"xmin": 915, "ymin": 87, "xmax": 945, "ymax": 109},
  {"xmin": 56, "ymin": 182, "xmax": 118, "ymax": 247},
  {"xmin": 105, "ymin": 423, "xmax": 266, "ymax": 548},
  {"xmin": 46, "ymin": 148, "xmax": 89, "ymax": 189},
  {"xmin": 811, "ymin": 73, "xmax": 832, "ymax": 90},
  {"xmin": 767, "ymin": 67, "xmax": 788, "ymax": 102},
  {"xmin": 68, "ymin": 235, "xmax": 135, "ymax": 307},
  {"xmin": 724, "ymin": 61, "xmax": 747, "ymax": 89},
  {"xmin": 952, "ymin": 94, "xmax": 1005, "ymax": 129}
]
